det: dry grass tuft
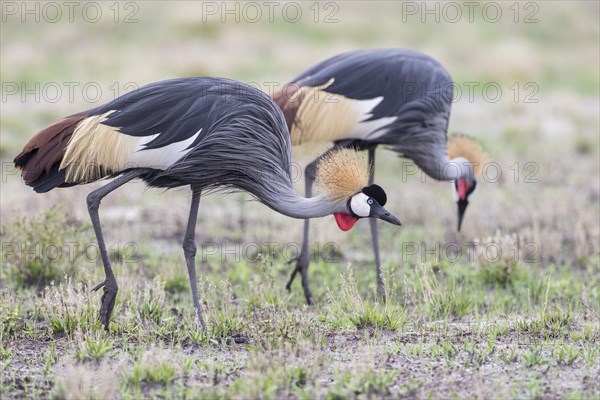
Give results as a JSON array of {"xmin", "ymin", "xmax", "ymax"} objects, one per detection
[{"xmin": 52, "ymin": 359, "xmax": 120, "ymax": 400}]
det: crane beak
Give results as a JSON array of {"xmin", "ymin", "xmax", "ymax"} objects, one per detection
[
  {"xmin": 457, "ymin": 199, "xmax": 469, "ymax": 232},
  {"xmin": 370, "ymin": 203, "xmax": 402, "ymax": 226}
]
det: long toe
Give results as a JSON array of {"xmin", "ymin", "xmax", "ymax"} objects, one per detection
[
  {"xmin": 302, "ymin": 276, "xmax": 313, "ymax": 305},
  {"xmin": 286, "ymin": 252, "xmax": 311, "ymax": 297},
  {"xmin": 99, "ymin": 287, "xmax": 118, "ymax": 330},
  {"xmin": 91, "ymin": 280, "xmax": 107, "ymax": 292},
  {"xmin": 304, "ymin": 291, "xmax": 313, "ymax": 305},
  {"xmin": 298, "ymin": 259, "xmax": 312, "ymax": 305},
  {"xmin": 285, "ymin": 257, "xmax": 305, "ymax": 290}
]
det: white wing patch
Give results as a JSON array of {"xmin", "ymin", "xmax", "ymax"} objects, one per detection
[
  {"xmin": 291, "ymin": 83, "xmax": 396, "ymax": 145},
  {"xmin": 348, "ymin": 97, "xmax": 396, "ymax": 141},
  {"xmin": 131, "ymin": 129, "xmax": 202, "ymax": 170},
  {"xmin": 62, "ymin": 113, "xmax": 203, "ymax": 183}
]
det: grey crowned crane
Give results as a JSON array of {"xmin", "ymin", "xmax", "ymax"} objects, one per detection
[
  {"xmin": 14, "ymin": 77, "xmax": 401, "ymax": 330},
  {"xmin": 273, "ymin": 49, "xmax": 486, "ymax": 303}
]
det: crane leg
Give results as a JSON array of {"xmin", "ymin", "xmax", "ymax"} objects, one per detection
[
  {"xmin": 367, "ymin": 148, "xmax": 386, "ymax": 302},
  {"xmin": 286, "ymin": 159, "xmax": 317, "ymax": 305},
  {"xmin": 286, "ymin": 144, "xmax": 350, "ymax": 304},
  {"xmin": 88, "ymin": 169, "xmax": 152, "ymax": 330},
  {"xmin": 182, "ymin": 186, "xmax": 206, "ymax": 331}
]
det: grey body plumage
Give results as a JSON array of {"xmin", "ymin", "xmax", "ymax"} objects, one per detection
[
  {"xmin": 275, "ymin": 49, "xmax": 482, "ymax": 303},
  {"xmin": 14, "ymin": 77, "xmax": 401, "ymax": 329},
  {"xmin": 290, "ymin": 49, "xmax": 454, "ymax": 178}
]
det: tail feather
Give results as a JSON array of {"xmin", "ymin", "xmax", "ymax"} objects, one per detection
[
  {"xmin": 14, "ymin": 115, "xmax": 86, "ymax": 191},
  {"xmin": 272, "ymin": 83, "xmax": 304, "ymax": 132},
  {"xmin": 30, "ymin": 164, "xmax": 76, "ymax": 193}
]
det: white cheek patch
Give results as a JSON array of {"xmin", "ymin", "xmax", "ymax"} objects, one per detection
[
  {"xmin": 451, "ymin": 182, "xmax": 458, "ymax": 201},
  {"xmin": 467, "ymin": 183, "xmax": 478, "ymax": 201},
  {"xmin": 350, "ymin": 193, "xmax": 371, "ymax": 217}
]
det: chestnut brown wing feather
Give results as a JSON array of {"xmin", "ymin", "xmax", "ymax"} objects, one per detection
[{"xmin": 14, "ymin": 115, "xmax": 85, "ymax": 183}]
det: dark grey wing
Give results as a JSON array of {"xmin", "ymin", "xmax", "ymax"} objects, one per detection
[
  {"xmin": 294, "ymin": 49, "xmax": 453, "ymax": 123},
  {"xmin": 20, "ymin": 77, "xmax": 293, "ymax": 195},
  {"xmin": 81, "ymin": 77, "xmax": 233, "ymax": 150},
  {"xmin": 292, "ymin": 49, "xmax": 454, "ymax": 168},
  {"xmin": 125, "ymin": 80, "xmax": 297, "ymax": 210},
  {"xmin": 86, "ymin": 77, "xmax": 293, "ymax": 193}
]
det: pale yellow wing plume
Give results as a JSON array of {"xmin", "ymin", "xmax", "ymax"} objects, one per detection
[{"xmin": 60, "ymin": 111, "xmax": 138, "ymax": 183}]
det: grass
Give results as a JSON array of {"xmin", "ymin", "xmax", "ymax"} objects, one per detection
[
  {"xmin": 1, "ymin": 206, "xmax": 92, "ymax": 290},
  {"xmin": 1, "ymin": 205, "xmax": 598, "ymax": 398},
  {"xmin": 1, "ymin": 1, "xmax": 599, "ymax": 399},
  {"xmin": 325, "ymin": 267, "xmax": 407, "ymax": 330},
  {"xmin": 74, "ymin": 333, "xmax": 113, "ymax": 362}
]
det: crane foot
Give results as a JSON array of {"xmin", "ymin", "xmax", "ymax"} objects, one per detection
[
  {"xmin": 285, "ymin": 252, "xmax": 313, "ymax": 305},
  {"xmin": 285, "ymin": 261, "xmax": 301, "ymax": 291},
  {"xmin": 92, "ymin": 279, "xmax": 118, "ymax": 330}
]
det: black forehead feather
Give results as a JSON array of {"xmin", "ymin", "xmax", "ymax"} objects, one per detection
[{"xmin": 362, "ymin": 184, "xmax": 387, "ymax": 206}]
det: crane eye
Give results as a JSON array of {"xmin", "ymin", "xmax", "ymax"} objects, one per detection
[{"xmin": 367, "ymin": 198, "xmax": 374, "ymax": 205}]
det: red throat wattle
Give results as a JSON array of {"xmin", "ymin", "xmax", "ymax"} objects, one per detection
[
  {"xmin": 457, "ymin": 179, "xmax": 469, "ymax": 201},
  {"xmin": 334, "ymin": 213, "xmax": 358, "ymax": 231}
]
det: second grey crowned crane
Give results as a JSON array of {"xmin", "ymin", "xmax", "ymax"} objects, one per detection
[
  {"xmin": 14, "ymin": 77, "xmax": 402, "ymax": 330},
  {"xmin": 274, "ymin": 49, "xmax": 486, "ymax": 303}
]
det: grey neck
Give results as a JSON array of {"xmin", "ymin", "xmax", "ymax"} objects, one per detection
[
  {"xmin": 420, "ymin": 155, "xmax": 473, "ymax": 182},
  {"xmin": 266, "ymin": 190, "xmax": 345, "ymax": 219}
]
